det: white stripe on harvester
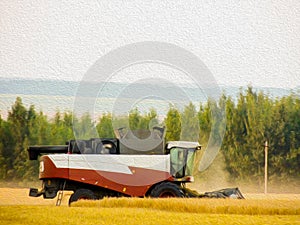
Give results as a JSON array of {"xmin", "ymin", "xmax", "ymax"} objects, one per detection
[{"xmin": 48, "ymin": 154, "xmax": 170, "ymax": 175}]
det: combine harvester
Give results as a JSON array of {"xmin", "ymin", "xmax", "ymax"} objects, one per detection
[{"xmin": 28, "ymin": 127, "xmax": 244, "ymax": 205}]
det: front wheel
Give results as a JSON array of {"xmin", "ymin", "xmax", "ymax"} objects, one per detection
[
  {"xmin": 69, "ymin": 189, "xmax": 96, "ymax": 205},
  {"xmin": 150, "ymin": 182, "xmax": 184, "ymax": 198}
]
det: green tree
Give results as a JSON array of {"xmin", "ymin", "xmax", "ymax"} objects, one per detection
[
  {"xmin": 138, "ymin": 108, "xmax": 159, "ymax": 130},
  {"xmin": 129, "ymin": 108, "xmax": 142, "ymax": 130},
  {"xmin": 268, "ymin": 94, "xmax": 300, "ymax": 178},
  {"xmin": 7, "ymin": 97, "xmax": 29, "ymax": 179},
  {"xmin": 35, "ymin": 112, "xmax": 51, "ymax": 145},
  {"xmin": 74, "ymin": 113, "xmax": 96, "ymax": 139},
  {"xmin": 198, "ymin": 103, "xmax": 211, "ymax": 145},
  {"xmin": 165, "ymin": 106, "xmax": 181, "ymax": 141},
  {"xmin": 181, "ymin": 102, "xmax": 199, "ymax": 141},
  {"xmin": 221, "ymin": 88, "xmax": 300, "ymax": 182},
  {"xmin": 97, "ymin": 113, "xmax": 115, "ymax": 138},
  {"xmin": 50, "ymin": 111, "xmax": 75, "ymax": 144},
  {"xmin": 0, "ymin": 116, "xmax": 14, "ymax": 179},
  {"xmin": 0, "ymin": 115, "xmax": 7, "ymax": 179}
]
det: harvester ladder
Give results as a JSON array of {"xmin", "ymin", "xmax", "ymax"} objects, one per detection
[{"xmin": 56, "ymin": 180, "xmax": 66, "ymax": 206}]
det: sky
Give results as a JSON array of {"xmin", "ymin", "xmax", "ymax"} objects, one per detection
[{"xmin": 0, "ymin": 0, "xmax": 299, "ymax": 89}]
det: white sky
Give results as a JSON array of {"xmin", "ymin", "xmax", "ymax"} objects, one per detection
[{"xmin": 0, "ymin": 0, "xmax": 299, "ymax": 88}]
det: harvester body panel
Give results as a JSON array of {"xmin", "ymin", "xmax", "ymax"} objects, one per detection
[{"xmin": 40, "ymin": 154, "xmax": 172, "ymax": 196}]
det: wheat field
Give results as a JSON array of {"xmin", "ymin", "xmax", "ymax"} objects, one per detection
[{"xmin": 0, "ymin": 188, "xmax": 299, "ymax": 225}]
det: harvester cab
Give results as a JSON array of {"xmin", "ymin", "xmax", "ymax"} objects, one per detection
[{"xmin": 166, "ymin": 142, "xmax": 201, "ymax": 180}]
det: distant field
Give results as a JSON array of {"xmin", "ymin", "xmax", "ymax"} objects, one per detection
[
  {"xmin": 0, "ymin": 188, "xmax": 72, "ymax": 206},
  {"xmin": 0, "ymin": 188, "xmax": 299, "ymax": 225}
]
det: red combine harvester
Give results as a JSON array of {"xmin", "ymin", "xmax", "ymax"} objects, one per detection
[{"xmin": 28, "ymin": 127, "xmax": 244, "ymax": 205}]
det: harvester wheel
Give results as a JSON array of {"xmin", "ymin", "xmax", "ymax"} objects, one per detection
[
  {"xmin": 150, "ymin": 182, "xmax": 184, "ymax": 198},
  {"xmin": 69, "ymin": 189, "xmax": 96, "ymax": 205}
]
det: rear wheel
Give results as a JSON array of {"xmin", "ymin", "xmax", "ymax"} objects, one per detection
[
  {"xmin": 69, "ymin": 189, "xmax": 96, "ymax": 205},
  {"xmin": 150, "ymin": 182, "xmax": 184, "ymax": 198}
]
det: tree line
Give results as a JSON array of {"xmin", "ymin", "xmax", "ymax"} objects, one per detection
[{"xmin": 0, "ymin": 87, "xmax": 299, "ymax": 182}]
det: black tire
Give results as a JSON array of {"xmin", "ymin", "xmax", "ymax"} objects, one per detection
[
  {"xmin": 69, "ymin": 189, "xmax": 96, "ymax": 205},
  {"xmin": 150, "ymin": 182, "xmax": 184, "ymax": 198}
]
